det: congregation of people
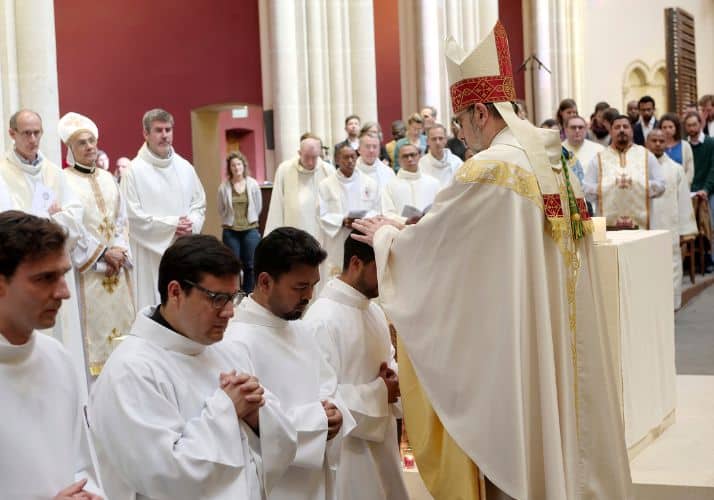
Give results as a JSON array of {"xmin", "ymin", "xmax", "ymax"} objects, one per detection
[{"xmin": 2, "ymin": 66, "xmax": 714, "ymax": 497}]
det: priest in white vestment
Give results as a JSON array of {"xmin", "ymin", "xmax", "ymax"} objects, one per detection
[
  {"xmin": 353, "ymin": 22, "xmax": 632, "ymax": 500},
  {"xmin": 647, "ymin": 130, "xmax": 698, "ymax": 309},
  {"xmin": 0, "ymin": 212, "xmax": 101, "ymax": 499},
  {"xmin": 584, "ymin": 115, "xmax": 665, "ymax": 229},
  {"xmin": 90, "ymin": 235, "xmax": 295, "ymax": 500},
  {"xmin": 318, "ymin": 144, "xmax": 379, "ymax": 278},
  {"xmin": 419, "ymin": 122, "xmax": 463, "ymax": 189},
  {"xmin": 562, "ymin": 115, "xmax": 604, "ymax": 177},
  {"xmin": 305, "ymin": 235, "xmax": 409, "ymax": 500},
  {"xmin": 264, "ymin": 135, "xmax": 333, "ymax": 241},
  {"xmin": 59, "ymin": 113, "xmax": 136, "ymax": 378},
  {"xmin": 121, "ymin": 109, "xmax": 206, "ymax": 311},
  {"xmin": 0, "ymin": 109, "xmax": 88, "ymax": 391},
  {"xmin": 355, "ymin": 132, "xmax": 395, "ymax": 203},
  {"xmin": 382, "ymin": 143, "xmax": 440, "ymax": 224},
  {"xmin": 223, "ymin": 227, "xmax": 356, "ymax": 500}
]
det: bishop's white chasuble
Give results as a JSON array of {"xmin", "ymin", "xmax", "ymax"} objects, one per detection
[
  {"xmin": 65, "ymin": 166, "xmax": 135, "ymax": 376},
  {"xmin": 374, "ymin": 127, "xmax": 632, "ymax": 500}
]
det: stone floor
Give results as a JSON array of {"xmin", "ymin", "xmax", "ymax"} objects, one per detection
[{"xmin": 675, "ymin": 283, "xmax": 714, "ymax": 375}]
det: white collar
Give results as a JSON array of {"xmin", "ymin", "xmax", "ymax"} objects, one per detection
[
  {"xmin": 639, "ymin": 116, "xmax": 656, "ymax": 129},
  {"xmin": 0, "ymin": 331, "xmax": 36, "ymax": 363},
  {"xmin": 134, "ymin": 306, "xmax": 206, "ymax": 355},
  {"xmin": 336, "ymin": 169, "xmax": 358, "ymax": 184},
  {"xmin": 234, "ymin": 295, "xmax": 290, "ymax": 329},
  {"xmin": 6, "ymin": 149, "xmax": 44, "ymax": 175},
  {"xmin": 688, "ymin": 131, "xmax": 706, "ymax": 145},
  {"xmin": 321, "ymin": 277, "xmax": 370, "ymax": 310},
  {"xmin": 397, "ymin": 168, "xmax": 421, "ymax": 180},
  {"xmin": 138, "ymin": 142, "xmax": 174, "ymax": 168}
]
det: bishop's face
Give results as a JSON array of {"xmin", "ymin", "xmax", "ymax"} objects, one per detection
[
  {"xmin": 70, "ymin": 131, "xmax": 98, "ymax": 166},
  {"xmin": 456, "ymin": 106, "xmax": 486, "ymax": 152}
]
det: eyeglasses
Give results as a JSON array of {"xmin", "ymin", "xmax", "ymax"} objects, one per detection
[{"xmin": 182, "ymin": 280, "xmax": 246, "ymax": 309}]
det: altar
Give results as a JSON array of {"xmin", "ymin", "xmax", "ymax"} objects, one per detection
[{"xmin": 592, "ymin": 230, "xmax": 676, "ymax": 456}]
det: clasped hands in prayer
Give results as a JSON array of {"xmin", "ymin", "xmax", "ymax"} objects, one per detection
[
  {"xmin": 220, "ymin": 370, "xmax": 264, "ymax": 432},
  {"xmin": 378, "ymin": 361, "xmax": 400, "ymax": 404},
  {"xmin": 175, "ymin": 215, "xmax": 193, "ymax": 237}
]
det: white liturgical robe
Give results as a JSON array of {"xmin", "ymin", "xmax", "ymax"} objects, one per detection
[
  {"xmin": 90, "ymin": 306, "xmax": 296, "ymax": 500},
  {"xmin": 318, "ymin": 169, "xmax": 379, "ymax": 277},
  {"xmin": 374, "ymin": 127, "xmax": 631, "ymax": 499},
  {"xmin": 418, "ymin": 148, "xmax": 463, "ymax": 189},
  {"xmin": 651, "ymin": 154, "xmax": 698, "ymax": 309},
  {"xmin": 562, "ymin": 138, "xmax": 603, "ymax": 177},
  {"xmin": 0, "ymin": 149, "xmax": 89, "ymax": 391},
  {"xmin": 305, "ymin": 278, "xmax": 409, "ymax": 500},
  {"xmin": 65, "ymin": 165, "xmax": 135, "ymax": 376},
  {"xmin": 264, "ymin": 156, "xmax": 333, "ymax": 241},
  {"xmin": 381, "ymin": 169, "xmax": 440, "ymax": 223},
  {"xmin": 0, "ymin": 332, "xmax": 99, "ymax": 499},
  {"xmin": 223, "ymin": 297, "xmax": 357, "ymax": 500},
  {"xmin": 355, "ymin": 157, "xmax": 395, "ymax": 202},
  {"xmin": 122, "ymin": 144, "xmax": 206, "ymax": 310}
]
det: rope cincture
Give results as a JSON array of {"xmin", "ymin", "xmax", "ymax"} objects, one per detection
[{"xmin": 561, "ymin": 152, "xmax": 586, "ymax": 240}]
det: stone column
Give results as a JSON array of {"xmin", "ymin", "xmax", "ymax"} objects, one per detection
[{"xmin": 14, "ymin": 0, "xmax": 61, "ymax": 164}]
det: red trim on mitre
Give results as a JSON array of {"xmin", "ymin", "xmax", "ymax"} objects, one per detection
[{"xmin": 450, "ymin": 21, "xmax": 517, "ymax": 114}]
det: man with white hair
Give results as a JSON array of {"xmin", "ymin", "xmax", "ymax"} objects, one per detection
[
  {"xmin": 419, "ymin": 122, "xmax": 463, "ymax": 189},
  {"xmin": 59, "ymin": 112, "xmax": 135, "ymax": 378},
  {"xmin": 122, "ymin": 108, "xmax": 206, "ymax": 311},
  {"xmin": 114, "ymin": 156, "xmax": 131, "ymax": 182},
  {"xmin": 265, "ymin": 133, "xmax": 333, "ymax": 241},
  {"xmin": 355, "ymin": 131, "xmax": 395, "ymax": 204}
]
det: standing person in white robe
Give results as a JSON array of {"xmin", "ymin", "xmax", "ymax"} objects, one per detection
[
  {"xmin": 353, "ymin": 21, "xmax": 632, "ymax": 500},
  {"xmin": 647, "ymin": 129, "xmax": 698, "ymax": 309},
  {"xmin": 584, "ymin": 114, "xmax": 666, "ymax": 229},
  {"xmin": 264, "ymin": 134, "xmax": 333, "ymax": 240},
  {"xmin": 562, "ymin": 115, "xmax": 604, "ymax": 175},
  {"xmin": 305, "ymin": 234, "xmax": 408, "ymax": 500},
  {"xmin": 59, "ymin": 112, "xmax": 136, "ymax": 378},
  {"xmin": 0, "ymin": 109, "xmax": 88, "ymax": 392},
  {"xmin": 223, "ymin": 227, "xmax": 356, "ymax": 500},
  {"xmin": 382, "ymin": 143, "xmax": 440, "ymax": 224},
  {"xmin": 318, "ymin": 143, "xmax": 379, "ymax": 278},
  {"xmin": 419, "ymin": 122, "xmax": 463, "ymax": 189},
  {"xmin": 90, "ymin": 235, "xmax": 296, "ymax": 500},
  {"xmin": 122, "ymin": 108, "xmax": 206, "ymax": 311},
  {"xmin": 355, "ymin": 132, "xmax": 395, "ymax": 203},
  {"xmin": 0, "ymin": 212, "xmax": 102, "ymax": 499}
]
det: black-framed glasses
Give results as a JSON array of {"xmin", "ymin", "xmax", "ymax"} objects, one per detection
[{"xmin": 182, "ymin": 280, "xmax": 246, "ymax": 309}]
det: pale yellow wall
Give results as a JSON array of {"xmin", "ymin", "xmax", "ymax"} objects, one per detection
[{"xmin": 579, "ymin": 0, "xmax": 714, "ymax": 116}]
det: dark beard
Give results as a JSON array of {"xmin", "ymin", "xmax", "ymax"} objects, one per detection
[{"xmin": 591, "ymin": 122, "xmax": 609, "ymax": 139}]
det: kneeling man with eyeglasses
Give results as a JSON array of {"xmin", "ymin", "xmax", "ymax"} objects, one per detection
[{"xmin": 89, "ymin": 234, "xmax": 296, "ymax": 500}]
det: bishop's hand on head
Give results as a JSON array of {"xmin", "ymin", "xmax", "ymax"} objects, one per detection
[{"xmin": 350, "ymin": 216, "xmax": 405, "ymax": 246}]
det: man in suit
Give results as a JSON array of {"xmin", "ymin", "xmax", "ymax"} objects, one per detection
[
  {"xmin": 698, "ymin": 94, "xmax": 714, "ymax": 136},
  {"xmin": 633, "ymin": 95, "xmax": 658, "ymax": 145},
  {"xmin": 333, "ymin": 114, "xmax": 361, "ymax": 155}
]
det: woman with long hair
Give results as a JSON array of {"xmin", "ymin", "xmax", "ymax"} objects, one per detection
[
  {"xmin": 658, "ymin": 113, "xmax": 694, "ymax": 185},
  {"xmin": 217, "ymin": 151, "xmax": 262, "ymax": 292},
  {"xmin": 556, "ymin": 98, "xmax": 578, "ymax": 140}
]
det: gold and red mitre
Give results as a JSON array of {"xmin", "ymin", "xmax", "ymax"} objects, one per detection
[
  {"xmin": 445, "ymin": 22, "xmax": 591, "ymax": 242},
  {"xmin": 445, "ymin": 21, "xmax": 516, "ymax": 114}
]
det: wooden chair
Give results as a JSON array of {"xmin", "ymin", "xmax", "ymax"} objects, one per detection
[
  {"xmin": 680, "ymin": 235, "xmax": 696, "ymax": 284},
  {"xmin": 692, "ymin": 196, "xmax": 712, "ymax": 274}
]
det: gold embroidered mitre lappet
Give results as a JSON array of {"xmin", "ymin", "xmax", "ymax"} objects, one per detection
[{"xmin": 445, "ymin": 22, "xmax": 591, "ymax": 242}]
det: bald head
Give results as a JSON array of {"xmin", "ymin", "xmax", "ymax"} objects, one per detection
[
  {"xmin": 646, "ymin": 128, "xmax": 665, "ymax": 158},
  {"xmin": 298, "ymin": 137, "xmax": 321, "ymax": 170},
  {"xmin": 9, "ymin": 109, "xmax": 43, "ymax": 161}
]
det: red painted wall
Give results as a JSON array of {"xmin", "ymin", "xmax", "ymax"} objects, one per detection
[
  {"xmin": 54, "ymin": 0, "xmax": 263, "ymax": 165},
  {"xmin": 373, "ymin": 0, "xmax": 402, "ymax": 141},
  {"xmin": 499, "ymin": 0, "xmax": 526, "ymax": 100}
]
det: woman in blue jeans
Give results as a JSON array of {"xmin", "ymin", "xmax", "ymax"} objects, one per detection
[{"xmin": 217, "ymin": 151, "xmax": 262, "ymax": 292}]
